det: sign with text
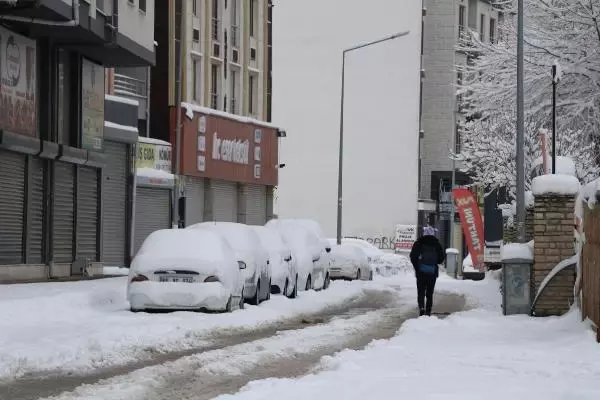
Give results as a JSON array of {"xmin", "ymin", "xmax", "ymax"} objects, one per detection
[
  {"xmin": 136, "ymin": 141, "xmax": 172, "ymax": 172},
  {"xmin": 0, "ymin": 26, "xmax": 37, "ymax": 137},
  {"xmin": 453, "ymin": 188, "xmax": 485, "ymax": 271},
  {"xmin": 81, "ymin": 58, "xmax": 105, "ymax": 151},
  {"xmin": 394, "ymin": 224, "xmax": 417, "ymax": 252}
]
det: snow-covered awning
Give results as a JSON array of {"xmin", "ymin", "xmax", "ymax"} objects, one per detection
[{"xmin": 136, "ymin": 167, "xmax": 175, "ymax": 189}]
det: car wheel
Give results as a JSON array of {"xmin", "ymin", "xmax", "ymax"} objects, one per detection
[
  {"xmin": 289, "ymin": 275, "xmax": 298, "ymax": 299},
  {"xmin": 238, "ymin": 290, "xmax": 245, "ymax": 310},
  {"xmin": 305, "ymin": 275, "xmax": 312, "ymax": 291},
  {"xmin": 283, "ymin": 279, "xmax": 289, "ymax": 297},
  {"xmin": 251, "ymin": 280, "xmax": 261, "ymax": 305},
  {"xmin": 225, "ymin": 295, "xmax": 233, "ymax": 313},
  {"xmin": 130, "ymin": 307, "xmax": 142, "ymax": 313},
  {"xmin": 356, "ymin": 269, "xmax": 361, "ymax": 281},
  {"xmin": 369, "ymin": 271, "xmax": 374, "ymax": 281},
  {"xmin": 323, "ymin": 273, "xmax": 330, "ymax": 290},
  {"xmin": 266, "ymin": 280, "xmax": 271, "ymax": 301}
]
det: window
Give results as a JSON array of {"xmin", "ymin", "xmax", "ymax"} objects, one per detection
[
  {"xmin": 230, "ymin": 69, "xmax": 237, "ymax": 114},
  {"xmin": 458, "ymin": 5, "xmax": 466, "ymax": 39},
  {"xmin": 489, "ymin": 18, "xmax": 496, "ymax": 43},
  {"xmin": 455, "ymin": 122, "xmax": 462, "ymax": 154},
  {"xmin": 193, "ymin": 29, "xmax": 200, "ymax": 42},
  {"xmin": 231, "ymin": 0, "xmax": 239, "ymax": 47},
  {"xmin": 250, "ymin": 0, "xmax": 257, "ymax": 37},
  {"xmin": 248, "ymin": 74, "xmax": 257, "ymax": 115},
  {"xmin": 139, "ymin": 0, "xmax": 146, "ymax": 12},
  {"xmin": 480, "ymin": 14, "xmax": 485, "ymax": 41},
  {"xmin": 212, "ymin": 0, "xmax": 220, "ymax": 41},
  {"xmin": 193, "ymin": 0, "xmax": 198, "ymax": 16},
  {"xmin": 456, "ymin": 71, "xmax": 464, "ymax": 108},
  {"xmin": 211, "ymin": 64, "xmax": 219, "ymax": 109},
  {"xmin": 192, "ymin": 59, "xmax": 200, "ymax": 102}
]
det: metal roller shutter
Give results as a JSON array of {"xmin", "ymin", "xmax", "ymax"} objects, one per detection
[
  {"xmin": 77, "ymin": 166, "xmax": 99, "ymax": 261},
  {"xmin": 185, "ymin": 176, "xmax": 205, "ymax": 226},
  {"xmin": 102, "ymin": 141, "xmax": 129, "ymax": 266},
  {"xmin": 244, "ymin": 184, "xmax": 267, "ymax": 226},
  {"xmin": 28, "ymin": 158, "xmax": 45, "ymax": 264},
  {"xmin": 211, "ymin": 179, "xmax": 238, "ymax": 222},
  {"xmin": 53, "ymin": 161, "xmax": 75, "ymax": 263},
  {"xmin": 0, "ymin": 150, "xmax": 26, "ymax": 264},
  {"xmin": 133, "ymin": 187, "xmax": 171, "ymax": 256}
]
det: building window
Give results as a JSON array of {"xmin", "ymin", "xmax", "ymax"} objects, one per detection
[
  {"xmin": 455, "ymin": 122, "xmax": 462, "ymax": 154},
  {"xmin": 139, "ymin": 0, "xmax": 146, "ymax": 12},
  {"xmin": 212, "ymin": 0, "xmax": 220, "ymax": 41},
  {"xmin": 230, "ymin": 69, "xmax": 237, "ymax": 114},
  {"xmin": 248, "ymin": 74, "xmax": 257, "ymax": 116},
  {"xmin": 250, "ymin": 0, "xmax": 257, "ymax": 38},
  {"xmin": 57, "ymin": 49, "xmax": 71, "ymax": 145},
  {"xmin": 231, "ymin": 0, "xmax": 239, "ymax": 48},
  {"xmin": 458, "ymin": 5, "xmax": 466, "ymax": 39},
  {"xmin": 193, "ymin": 29, "xmax": 200, "ymax": 42},
  {"xmin": 193, "ymin": 0, "xmax": 198, "ymax": 16},
  {"xmin": 211, "ymin": 64, "xmax": 219, "ymax": 109},
  {"xmin": 489, "ymin": 18, "xmax": 496, "ymax": 43},
  {"xmin": 480, "ymin": 14, "xmax": 485, "ymax": 41},
  {"xmin": 192, "ymin": 59, "xmax": 200, "ymax": 102}
]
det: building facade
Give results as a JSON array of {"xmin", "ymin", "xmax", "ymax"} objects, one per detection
[
  {"xmin": 0, "ymin": 0, "xmax": 154, "ymax": 281},
  {"xmin": 419, "ymin": 0, "xmax": 500, "ymax": 248}
]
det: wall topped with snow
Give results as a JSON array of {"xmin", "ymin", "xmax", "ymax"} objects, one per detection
[
  {"xmin": 501, "ymin": 242, "xmax": 533, "ymax": 262},
  {"xmin": 532, "ymin": 174, "xmax": 580, "ymax": 196}
]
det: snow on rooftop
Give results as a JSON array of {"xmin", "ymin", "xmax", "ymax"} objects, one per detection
[
  {"xmin": 501, "ymin": 242, "xmax": 533, "ymax": 262},
  {"xmin": 105, "ymin": 94, "xmax": 139, "ymax": 107},
  {"xmin": 104, "ymin": 121, "xmax": 138, "ymax": 133},
  {"xmin": 138, "ymin": 136, "xmax": 172, "ymax": 146},
  {"xmin": 181, "ymin": 102, "xmax": 280, "ymax": 130},
  {"xmin": 532, "ymin": 174, "xmax": 580, "ymax": 196}
]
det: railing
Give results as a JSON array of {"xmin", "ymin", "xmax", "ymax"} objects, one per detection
[
  {"xmin": 230, "ymin": 98, "xmax": 238, "ymax": 114},
  {"xmin": 114, "ymin": 74, "xmax": 147, "ymax": 99},
  {"xmin": 210, "ymin": 92, "xmax": 219, "ymax": 110},
  {"xmin": 211, "ymin": 18, "xmax": 221, "ymax": 41},
  {"xmin": 231, "ymin": 25, "xmax": 240, "ymax": 48}
]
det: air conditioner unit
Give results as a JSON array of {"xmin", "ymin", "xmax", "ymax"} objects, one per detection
[
  {"xmin": 232, "ymin": 49, "xmax": 239, "ymax": 63},
  {"xmin": 213, "ymin": 43, "xmax": 221, "ymax": 58}
]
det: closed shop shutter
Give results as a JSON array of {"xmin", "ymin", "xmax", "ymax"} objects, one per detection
[
  {"xmin": 28, "ymin": 158, "xmax": 45, "ymax": 264},
  {"xmin": 53, "ymin": 161, "xmax": 75, "ymax": 263},
  {"xmin": 77, "ymin": 166, "xmax": 99, "ymax": 261},
  {"xmin": 133, "ymin": 187, "xmax": 171, "ymax": 256},
  {"xmin": 0, "ymin": 150, "xmax": 26, "ymax": 264},
  {"xmin": 185, "ymin": 176, "xmax": 205, "ymax": 226},
  {"xmin": 102, "ymin": 141, "xmax": 129, "ymax": 266},
  {"xmin": 244, "ymin": 184, "xmax": 267, "ymax": 226},
  {"xmin": 211, "ymin": 179, "xmax": 238, "ymax": 222}
]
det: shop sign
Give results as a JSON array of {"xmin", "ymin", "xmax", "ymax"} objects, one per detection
[
  {"xmin": 453, "ymin": 188, "xmax": 485, "ymax": 271},
  {"xmin": 0, "ymin": 26, "xmax": 37, "ymax": 137},
  {"xmin": 136, "ymin": 141, "xmax": 172, "ymax": 172},
  {"xmin": 212, "ymin": 132, "xmax": 249, "ymax": 165},
  {"xmin": 81, "ymin": 58, "xmax": 105, "ymax": 151},
  {"xmin": 394, "ymin": 224, "xmax": 417, "ymax": 252}
]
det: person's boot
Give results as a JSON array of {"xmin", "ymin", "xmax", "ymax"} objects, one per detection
[
  {"xmin": 425, "ymin": 307, "xmax": 432, "ymax": 316},
  {"xmin": 419, "ymin": 308, "xmax": 426, "ymax": 316}
]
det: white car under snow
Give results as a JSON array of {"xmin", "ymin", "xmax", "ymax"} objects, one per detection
[
  {"xmin": 328, "ymin": 242, "xmax": 373, "ymax": 281},
  {"xmin": 127, "ymin": 229, "xmax": 245, "ymax": 312}
]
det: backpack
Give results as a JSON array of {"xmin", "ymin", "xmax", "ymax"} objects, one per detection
[
  {"xmin": 419, "ymin": 263, "xmax": 437, "ymax": 275},
  {"xmin": 418, "ymin": 243, "xmax": 439, "ymax": 275}
]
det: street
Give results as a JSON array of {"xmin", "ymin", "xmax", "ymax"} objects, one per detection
[{"xmin": 0, "ymin": 283, "xmax": 465, "ymax": 400}]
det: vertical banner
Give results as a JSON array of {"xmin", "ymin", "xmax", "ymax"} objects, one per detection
[
  {"xmin": 82, "ymin": 58, "xmax": 105, "ymax": 151},
  {"xmin": 453, "ymin": 188, "xmax": 485, "ymax": 271}
]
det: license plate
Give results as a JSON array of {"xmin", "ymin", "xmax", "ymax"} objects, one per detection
[{"xmin": 159, "ymin": 276, "xmax": 195, "ymax": 283}]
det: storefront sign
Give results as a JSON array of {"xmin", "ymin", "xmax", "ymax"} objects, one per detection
[
  {"xmin": 212, "ymin": 132, "xmax": 249, "ymax": 165},
  {"xmin": 394, "ymin": 224, "xmax": 417, "ymax": 252},
  {"xmin": 136, "ymin": 141, "xmax": 172, "ymax": 172},
  {"xmin": 0, "ymin": 26, "xmax": 37, "ymax": 137},
  {"xmin": 81, "ymin": 58, "xmax": 105, "ymax": 151},
  {"xmin": 453, "ymin": 188, "xmax": 485, "ymax": 271}
]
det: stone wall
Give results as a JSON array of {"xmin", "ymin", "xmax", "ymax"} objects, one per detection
[{"xmin": 533, "ymin": 195, "xmax": 576, "ymax": 316}]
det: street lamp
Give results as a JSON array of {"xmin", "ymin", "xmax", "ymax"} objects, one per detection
[
  {"xmin": 551, "ymin": 63, "xmax": 561, "ymax": 174},
  {"xmin": 515, "ymin": 0, "xmax": 526, "ymax": 242},
  {"xmin": 336, "ymin": 30, "xmax": 411, "ymax": 245}
]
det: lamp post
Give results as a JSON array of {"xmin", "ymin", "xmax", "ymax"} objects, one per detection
[
  {"xmin": 551, "ymin": 63, "xmax": 560, "ymax": 174},
  {"xmin": 515, "ymin": 0, "xmax": 526, "ymax": 242},
  {"xmin": 336, "ymin": 30, "xmax": 411, "ymax": 245}
]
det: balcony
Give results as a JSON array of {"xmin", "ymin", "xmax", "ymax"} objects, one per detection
[
  {"xmin": 211, "ymin": 18, "xmax": 221, "ymax": 42},
  {"xmin": 114, "ymin": 73, "xmax": 147, "ymax": 100},
  {"xmin": 231, "ymin": 25, "xmax": 240, "ymax": 48}
]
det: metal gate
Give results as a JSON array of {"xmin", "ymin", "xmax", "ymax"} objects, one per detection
[
  {"xmin": 77, "ymin": 166, "xmax": 99, "ymax": 261},
  {"xmin": 0, "ymin": 150, "xmax": 26, "ymax": 264},
  {"xmin": 133, "ymin": 187, "xmax": 171, "ymax": 256},
  {"xmin": 210, "ymin": 179, "xmax": 238, "ymax": 222},
  {"xmin": 185, "ymin": 176, "xmax": 205, "ymax": 226},
  {"xmin": 243, "ymin": 183, "xmax": 267, "ymax": 225},
  {"xmin": 53, "ymin": 161, "xmax": 75, "ymax": 263},
  {"xmin": 28, "ymin": 158, "xmax": 45, "ymax": 264},
  {"xmin": 102, "ymin": 141, "xmax": 129, "ymax": 266}
]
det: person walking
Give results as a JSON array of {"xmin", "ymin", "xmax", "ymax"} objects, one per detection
[{"xmin": 410, "ymin": 229, "xmax": 445, "ymax": 316}]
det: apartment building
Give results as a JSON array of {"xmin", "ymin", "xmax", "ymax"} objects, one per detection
[
  {"xmin": 0, "ymin": 0, "xmax": 155, "ymax": 281},
  {"xmin": 149, "ymin": 0, "xmax": 280, "ymax": 231},
  {"xmin": 419, "ymin": 0, "xmax": 500, "ymax": 248}
]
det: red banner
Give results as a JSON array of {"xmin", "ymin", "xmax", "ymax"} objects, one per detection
[{"xmin": 453, "ymin": 188, "xmax": 485, "ymax": 271}]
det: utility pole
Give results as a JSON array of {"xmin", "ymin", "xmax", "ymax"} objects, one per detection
[
  {"xmin": 173, "ymin": 0, "xmax": 184, "ymax": 228},
  {"xmin": 515, "ymin": 0, "xmax": 526, "ymax": 242}
]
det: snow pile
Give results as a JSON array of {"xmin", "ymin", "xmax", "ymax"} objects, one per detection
[
  {"xmin": 0, "ymin": 279, "xmax": 376, "ymax": 380},
  {"xmin": 103, "ymin": 266, "xmax": 129, "ymax": 276},
  {"xmin": 372, "ymin": 253, "xmax": 412, "ymax": 276},
  {"xmin": 532, "ymin": 174, "xmax": 580, "ymax": 196},
  {"xmin": 577, "ymin": 177, "xmax": 600, "ymax": 215},
  {"xmin": 501, "ymin": 242, "xmax": 533, "ymax": 261}
]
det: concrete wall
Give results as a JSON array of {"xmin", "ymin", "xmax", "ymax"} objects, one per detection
[{"xmin": 118, "ymin": 0, "xmax": 156, "ymax": 54}]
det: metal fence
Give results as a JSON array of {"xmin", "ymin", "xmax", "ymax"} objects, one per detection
[{"xmin": 114, "ymin": 74, "xmax": 147, "ymax": 99}]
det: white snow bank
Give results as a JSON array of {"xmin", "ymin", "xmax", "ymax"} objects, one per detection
[
  {"xmin": 138, "ymin": 136, "xmax": 171, "ymax": 146},
  {"xmin": 182, "ymin": 102, "xmax": 279, "ymax": 130},
  {"xmin": 104, "ymin": 121, "xmax": 138, "ymax": 133},
  {"xmin": 0, "ymin": 278, "xmax": 378, "ymax": 380},
  {"xmin": 103, "ymin": 266, "xmax": 129, "ymax": 276},
  {"xmin": 136, "ymin": 167, "xmax": 174, "ymax": 180},
  {"xmin": 218, "ymin": 309, "xmax": 600, "ymax": 400},
  {"xmin": 501, "ymin": 242, "xmax": 533, "ymax": 261},
  {"xmin": 532, "ymin": 174, "xmax": 580, "ymax": 196},
  {"xmin": 576, "ymin": 178, "xmax": 600, "ymax": 217}
]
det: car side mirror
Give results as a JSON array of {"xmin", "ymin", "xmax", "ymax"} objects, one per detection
[
  {"xmin": 238, "ymin": 261, "xmax": 247, "ymax": 270},
  {"xmin": 325, "ymin": 247, "xmax": 331, "ymax": 254}
]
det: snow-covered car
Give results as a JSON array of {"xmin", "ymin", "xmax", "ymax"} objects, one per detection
[
  {"xmin": 127, "ymin": 228, "xmax": 245, "ymax": 313},
  {"xmin": 266, "ymin": 219, "xmax": 331, "ymax": 291},
  {"xmin": 372, "ymin": 252, "xmax": 412, "ymax": 276},
  {"xmin": 188, "ymin": 222, "xmax": 271, "ymax": 305},
  {"xmin": 329, "ymin": 243, "xmax": 373, "ymax": 281},
  {"xmin": 334, "ymin": 238, "xmax": 385, "ymax": 263},
  {"xmin": 251, "ymin": 225, "xmax": 298, "ymax": 298}
]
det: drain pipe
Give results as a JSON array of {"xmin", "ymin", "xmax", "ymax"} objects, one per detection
[{"xmin": 0, "ymin": 0, "xmax": 79, "ymax": 26}]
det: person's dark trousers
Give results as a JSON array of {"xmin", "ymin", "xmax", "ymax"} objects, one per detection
[{"xmin": 416, "ymin": 274, "xmax": 437, "ymax": 316}]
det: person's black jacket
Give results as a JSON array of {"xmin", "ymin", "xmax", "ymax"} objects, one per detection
[{"xmin": 410, "ymin": 235, "xmax": 445, "ymax": 278}]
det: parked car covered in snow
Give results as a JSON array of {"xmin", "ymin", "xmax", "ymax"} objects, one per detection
[
  {"xmin": 127, "ymin": 229, "xmax": 245, "ymax": 313},
  {"xmin": 328, "ymin": 242, "xmax": 373, "ymax": 281},
  {"xmin": 266, "ymin": 218, "xmax": 331, "ymax": 291},
  {"xmin": 251, "ymin": 225, "xmax": 298, "ymax": 298},
  {"xmin": 336, "ymin": 238, "xmax": 384, "ymax": 263},
  {"xmin": 188, "ymin": 222, "xmax": 271, "ymax": 305}
]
